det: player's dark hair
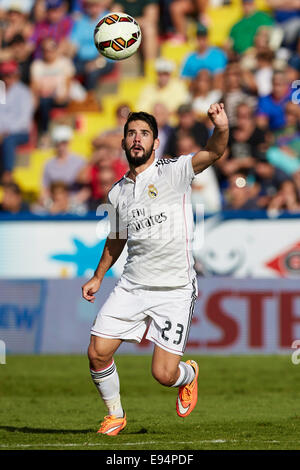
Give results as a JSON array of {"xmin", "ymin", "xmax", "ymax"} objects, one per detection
[{"xmin": 124, "ymin": 112, "xmax": 158, "ymax": 140}]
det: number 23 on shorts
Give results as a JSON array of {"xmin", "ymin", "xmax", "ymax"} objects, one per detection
[{"xmin": 162, "ymin": 321, "xmax": 184, "ymax": 345}]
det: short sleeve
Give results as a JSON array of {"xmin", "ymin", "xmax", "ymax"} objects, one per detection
[
  {"xmin": 157, "ymin": 155, "xmax": 195, "ymax": 193},
  {"xmin": 107, "ymin": 183, "xmax": 127, "ymax": 237}
]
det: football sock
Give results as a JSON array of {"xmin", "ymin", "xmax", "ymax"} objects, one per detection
[
  {"xmin": 171, "ymin": 361, "xmax": 195, "ymax": 388},
  {"xmin": 90, "ymin": 359, "xmax": 124, "ymax": 418}
]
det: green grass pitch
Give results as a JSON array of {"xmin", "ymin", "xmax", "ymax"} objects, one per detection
[{"xmin": 0, "ymin": 354, "xmax": 300, "ymax": 450}]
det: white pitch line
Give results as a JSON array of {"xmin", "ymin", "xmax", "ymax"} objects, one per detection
[
  {"xmin": 0, "ymin": 439, "xmax": 292, "ymax": 449},
  {"xmin": 0, "ymin": 440, "xmax": 227, "ymax": 449}
]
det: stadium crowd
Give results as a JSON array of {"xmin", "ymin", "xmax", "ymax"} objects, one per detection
[{"xmin": 0, "ymin": 0, "xmax": 299, "ymax": 215}]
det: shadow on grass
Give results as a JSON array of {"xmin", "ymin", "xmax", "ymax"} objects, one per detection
[
  {"xmin": 0, "ymin": 426, "xmax": 93, "ymax": 434},
  {"xmin": 0, "ymin": 425, "xmax": 149, "ymax": 435}
]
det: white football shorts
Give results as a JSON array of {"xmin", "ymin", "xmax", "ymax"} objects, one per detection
[{"xmin": 91, "ymin": 276, "xmax": 198, "ymax": 356}]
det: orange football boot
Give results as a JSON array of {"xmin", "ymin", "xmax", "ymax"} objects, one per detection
[
  {"xmin": 97, "ymin": 413, "xmax": 127, "ymax": 436},
  {"xmin": 176, "ymin": 360, "xmax": 199, "ymax": 417}
]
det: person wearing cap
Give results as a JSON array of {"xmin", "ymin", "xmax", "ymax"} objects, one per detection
[
  {"xmin": 180, "ymin": 23, "xmax": 227, "ymax": 89},
  {"xmin": 41, "ymin": 125, "xmax": 85, "ymax": 202},
  {"xmin": 228, "ymin": 0, "xmax": 274, "ymax": 56},
  {"xmin": 137, "ymin": 57, "xmax": 190, "ymax": 115},
  {"xmin": 0, "ymin": 60, "xmax": 34, "ymax": 182},
  {"xmin": 0, "ymin": 2, "xmax": 33, "ymax": 49},
  {"xmin": 0, "ymin": 0, "xmax": 34, "ymax": 15},
  {"xmin": 29, "ymin": 0, "xmax": 73, "ymax": 59},
  {"xmin": 0, "ymin": 3, "xmax": 33, "ymax": 68},
  {"xmin": 68, "ymin": 0, "xmax": 114, "ymax": 90}
]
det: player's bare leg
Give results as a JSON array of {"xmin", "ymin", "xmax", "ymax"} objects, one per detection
[
  {"xmin": 88, "ymin": 335, "xmax": 126, "ymax": 435},
  {"xmin": 151, "ymin": 345, "xmax": 199, "ymax": 417}
]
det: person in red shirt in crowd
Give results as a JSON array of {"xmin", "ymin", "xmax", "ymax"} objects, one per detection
[
  {"xmin": 77, "ymin": 144, "xmax": 128, "ymax": 211},
  {"xmin": 29, "ymin": 0, "xmax": 73, "ymax": 58}
]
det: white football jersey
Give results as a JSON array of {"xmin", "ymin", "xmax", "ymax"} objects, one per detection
[{"xmin": 107, "ymin": 155, "xmax": 196, "ymax": 287}]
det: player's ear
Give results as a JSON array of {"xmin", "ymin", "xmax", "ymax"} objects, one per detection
[{"xmin": 153, "ymin": 138, "xmax": 160, "ymax": 151}]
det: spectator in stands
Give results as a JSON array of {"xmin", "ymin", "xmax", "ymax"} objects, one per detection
[
  {"xmin": 0, "ymin": 61, "xmax": 34, "ymax": 183},
  {"xmin": 69, "ymin": 0, "xmax": 114, "ymax": 91},
  {"xmin": 241, "ymin": 48, "xmax": 275, "ymax": 97},
  {"xmin": 46, "ymin": 181, "xmax": 88, "ymax": 214},
  {"xmin": 254, "ymin": 156, "xmax": 290, "ymax": 208},
  {"xmin": 78, "ymin": 145, "xmax": 125, "ymax": 210},
  {"xmin": 0, "ymin": 0, "xmax": 34, "ymax": 15},
  {"xmin": 164, "ymin": 103, "xmax": 209, "ymax": 157},
  {"xmin": 223, "ymin": 172, "xmax": 260, "ymax": 210},
  {"xmin": 0, "ymin": 182, "xmax": 30, "ymax": 213},
  {"xmin": 30, "ymin": 37, "xmax": 75, "ymax": 137},
  {"xmin": 257, "ymin": 70, "xmax": 293, "ymax": 131},
  {"xmin": 176, "ymin": 131, "xmax": 222, "ymax": 213},
  {"xmin": 228, "ymin": 0, "xmax": 274, "ymax": 56},
  {"xmin": 113, "ymin": 0, "xmax": 159, "ymax": 63},
  {"xmin": 189, "ymin": 69, "xmax": 222, "ymax": 123},
  {"xmin": 287, "ymin": 53, "xmax": 300, "ymax": 83},
  {"xmin": 151, "ymin": 102, "xmax": 173, "ymax": 160},
  {"xmin": 32, "ymin": 0, "xmax": 47, "ymax": 23},
  {"xmin": 220, "ymin": 102, "xmax": 268, "ymax": 179},
  {"xmin": 137, "ymin": 58, "xmax": 189, "ymax": 116},
  {"xmin": 267, "ymin": 0, "xmax": 300, "ymax": 50},
  {"xmin": 180, "ymin": 23, "xmax": 227, "ymax": 90},
  {"xmin": 0, "ymin": 3, "xmax": 33, "ymax": 62},
  {"xmin": 30, "ymin": 0, "xmax": 73, "ymax": 59},
  {"xmin": 222, "ymin": 61, "xmax": 257, "ymax": 127},
  {"xmin": 168, "ymin": 0, "xmax": 208, "ymax": 42},
  {"xmin": 41, "ymin": 125, "xmax": 85, "ymax": 202},
  {"xmin": 92, "ymin": 103, "xmax": 131, "ymax": 161},
  {"xmin": 266, "ymin": 101, "xmax": 300, "ymax": 175},
  {"xmin": 267, "ymin": 179, "xmax": 300, "ymax": 213},
  {"xmin": 5, "ymin": 34, "xmax": 32, "ymax": 85}
]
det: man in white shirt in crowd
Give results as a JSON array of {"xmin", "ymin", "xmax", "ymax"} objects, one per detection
[{"xmin": 0, "ymin": 60, "xmax": 34, "ymax": 182}]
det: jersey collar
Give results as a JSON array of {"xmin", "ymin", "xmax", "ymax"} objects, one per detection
[{"xmin": 124, "ymin": 158, "xmax": 157, "ymax": 183}]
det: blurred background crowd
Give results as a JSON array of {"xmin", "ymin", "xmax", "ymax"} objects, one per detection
[{"xmin": 0, "ymin": 0, "xmax": 299, "ymax": 216}]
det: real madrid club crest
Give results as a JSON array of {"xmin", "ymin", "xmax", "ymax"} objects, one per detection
[{"xmin": 148, "ymin": 184, "xmax": 158, "ymax": 199}]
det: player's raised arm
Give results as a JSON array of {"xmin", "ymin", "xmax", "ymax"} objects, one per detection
[
  {"xmin": 82, "ymin": 235, "xmax": 127, "ymax": 303},
  {"xmin": 192, "ymin": 103, "xmax": 229, "ymax": 175}
]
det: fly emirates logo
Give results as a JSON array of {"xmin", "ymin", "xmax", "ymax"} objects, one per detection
[{"xmin": 128, "ymin": 208, "xmax": 167, "ymax": 232}]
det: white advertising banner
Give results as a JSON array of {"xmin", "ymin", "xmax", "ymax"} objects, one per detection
[
  {"xmin": 0, "ymin": 278, "xmax": 299, "ymax": 355},
  {"xmin": 1, "ymin": 215, "xmax": 300, "ymax": 279}
]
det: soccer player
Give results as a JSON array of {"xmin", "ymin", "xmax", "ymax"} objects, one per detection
[{"xmin": 82, "ymin": 103, "xmax": 229, "ymax": 435}]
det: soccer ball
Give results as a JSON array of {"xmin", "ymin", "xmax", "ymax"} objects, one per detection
[{"xmin": 94, "ymin": 12, "xmax": 142, "ymax": 61}]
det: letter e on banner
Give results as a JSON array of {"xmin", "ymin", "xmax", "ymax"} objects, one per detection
[{"xmin": 291, "ymin": 339, "xmax": 300, "ymax": 365}]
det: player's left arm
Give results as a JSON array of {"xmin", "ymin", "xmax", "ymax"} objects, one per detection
[{"xmin": 192, "ymin": 103, "xmax": 229, "ymax": 175}]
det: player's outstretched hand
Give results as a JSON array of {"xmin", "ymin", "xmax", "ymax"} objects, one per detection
[
  {"xmin": 82, "ymin": 276, "xmax": 101, "ymax": 303},
  {"xmin": 208, "ymin": 103, "xmax": 228, "ymax": 129}
]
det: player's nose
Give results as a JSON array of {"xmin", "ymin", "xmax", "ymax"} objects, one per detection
[{"xmin": 133, "ymin": 132, "xmax": 142, "ymax": 142}]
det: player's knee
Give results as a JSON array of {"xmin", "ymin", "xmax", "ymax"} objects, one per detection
[
  {"xmin": 152, "ymin": 367, "xmax": 177, "ymax": 387},
  {"xmin": 88, "ymin": 343, "xmax": 112, "ymax": 368}
]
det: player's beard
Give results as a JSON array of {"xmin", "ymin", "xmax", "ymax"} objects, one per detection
[{"xmin": 124, "ymin": 142, "xmax": 154, "ymax": 167}]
